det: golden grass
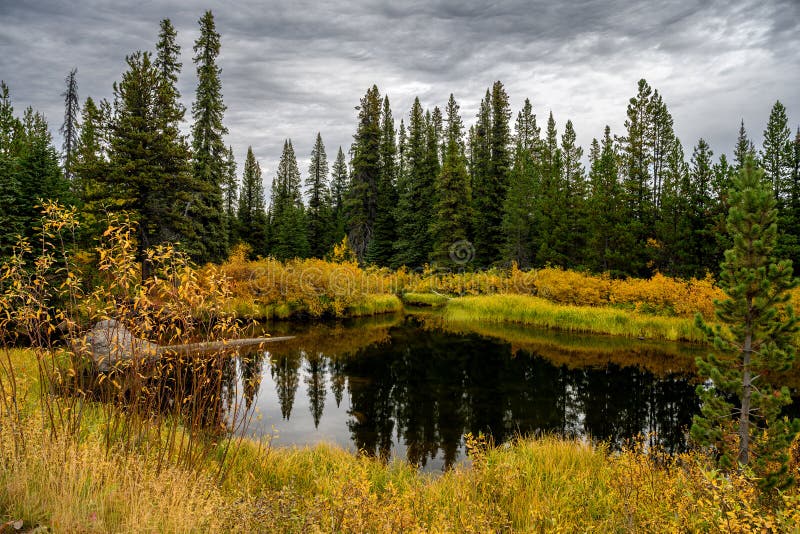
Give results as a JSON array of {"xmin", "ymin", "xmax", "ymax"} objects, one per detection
[
  {"xmin": 3, "ymin": 348, "xmax": 800, "ymax": 532},
  {"xmin": 444, "ymin": 294, "xmax": 705, "ymax": 342},
  {"xmin": 401, "ymin": 292, "xmax": 450, "ymax": 307}
]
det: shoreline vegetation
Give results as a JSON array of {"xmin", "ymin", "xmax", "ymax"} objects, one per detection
[
  {"xmin": 217, "ymin": 255, "xmax": 734, "ymax": 343},
  {"xmin": 2, "ymin": 214, "xmax": 799, "ymax": 531},
  {"xmin": 2, "ymin": 346, "xmax": 799, "ymax": 531}
]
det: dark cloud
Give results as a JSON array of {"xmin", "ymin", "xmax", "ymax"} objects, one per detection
[{"xmin": 1, "ymin": 0, "xmax": 798, "ymax": 196}]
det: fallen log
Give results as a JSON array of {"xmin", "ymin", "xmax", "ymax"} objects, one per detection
[{"xmin": 76, "ymin": 319, "xmax": 294, "ymax": 371}]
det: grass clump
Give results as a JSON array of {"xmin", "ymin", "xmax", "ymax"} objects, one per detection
[
  {"xmin": 445, "ymin": 294, "xmax": 704, "ymax": 342},
  {"xmin": 401, "ymin": 292, "xmax": 449, "ymax": 307}
]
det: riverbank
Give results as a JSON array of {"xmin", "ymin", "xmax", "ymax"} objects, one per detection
[
  {"xmin": 442, "ymin": 294, "xmax": 705, "ymax": 342},
  {"xmin": 1, "ymin": 348, "xmax": 797, "ymax": 532}
]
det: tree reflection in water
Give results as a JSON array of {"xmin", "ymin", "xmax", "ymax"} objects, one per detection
[{"xmin": 235, "ymin": 313, "xmax": 711, "ymax": 471}]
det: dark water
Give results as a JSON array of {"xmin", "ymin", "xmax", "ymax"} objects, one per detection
[{"xmin": 232, "ymin": 312, "xmax": 708, "ymax": 471}]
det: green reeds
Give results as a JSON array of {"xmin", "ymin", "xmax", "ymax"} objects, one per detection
[{"xmin": 444, "ymin": 294, "xmax": 704, "ymax": 342}]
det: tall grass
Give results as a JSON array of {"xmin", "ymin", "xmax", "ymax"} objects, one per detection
[{"xmin": 445, "ymin": 294, "xmax": 705, "ymax": 342}]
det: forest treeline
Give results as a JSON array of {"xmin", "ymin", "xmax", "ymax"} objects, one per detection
[{"xmin": 1, "ymin": 10, "xmax": 799, "ymax": 279}]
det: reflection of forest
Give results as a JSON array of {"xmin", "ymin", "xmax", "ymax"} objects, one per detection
[{"xmin": 251, "ymin": 314, "xmax": 701, "ymax": 469}]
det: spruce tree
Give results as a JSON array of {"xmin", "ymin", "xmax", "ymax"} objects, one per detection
[
  {"xmin": 190, "ymin": 10, "xmax": 228, "ymax": 263},
  {"xmin": 0, "ymin": 82, "xmax": 24, "ymax": 258},
  {"xmin": 430, "ymin": 94, "xmax": 472, "ymax": 268},
  {"xmin": 470, "ymin": 90, "xmax": 494, "ymax": 267},
  {"xmin": 154, "ymin": 18, "xmax": 195, "ymax": 249},
  {"xmin": 60, "ymin": 68, "xmax": 79, "ymax": 185},
  {"xmin": 472, "ymin": 81, "xmax": 511, "ymax": 266},
  {"xmin": 619, "ymin": 79, "xmax": 655, "ymax": 276},
  {"xmin": 236, "ymin": 146, "xmax": 267, "ymax": 255},
  {"xmin": 501, "ymin": 99, "xmax": 539, "ymax": 267},
  {"xmin": 109, "ymin": 51, "xmax": 173, "ymax": 271},
  {"xmin": 557, "ymin": 119, "xmax": 586, "ymax": 267},
  {"xmin": 532, "ymin": 111, "xmax": 565, "ymax": 266},
  {"xmin": 647, "ymin": 89, "xmax": 675, "ymax": 210},
  {"xmin": 72, "ymin": 96, "xmax": 110, "ymax": 242},
  {"xmin": 585, "ymin": 126, "xmax": 631, "ymax": 275},
  {"xmin": 686, "ymin": 138, "xmax": 717, "ymax": 275},
  {"xmin": 655, "ymin": 137, "xmax": 692, "ymax": 275},
  {"xmin": 365, "ymin": 96, "xmax": 397, "ymax": 265},
  {"xmin": 17, "ymin": 107, "xmax": 70, "ymax": 226},
  {"xmin": 393, "ymin": 97, "xmax": 431, "ymax": 267},
  {"xmin": 692, "ymin": 157, "xmax": 800, "ymax": 489},
  {"xmin": 346, "ymin": 85, "xmax": 381, "ymax": 261},
  {"xmin": 329, "ymin": 146, "xmax": 349, "ymax": 248},
  {"xmin": 269, "ymin": 139, "xmax": 308, "ymax": 259},
  {"xmin": 305, "ymin": 132, "xmax": 331, "ymax": 258},
  {"xmin": 222, "ymin": 145, "xmax": 238, "ymax": 246},
  {"xmin": 761, "ymin": 101, "xmax": 792, "ymax": 202},
  {"xmin": 733, "ymin": 119, "xmax": 756, "ymax": 171}
]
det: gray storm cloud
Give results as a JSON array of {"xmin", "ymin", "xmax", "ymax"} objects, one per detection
[{"xmin": 1, "ymin": 0, "xmax": 797, "ymax": 198}]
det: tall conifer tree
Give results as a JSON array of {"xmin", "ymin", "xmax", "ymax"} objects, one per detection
[
  {"xmin": 60, "ymin": 68, "xmax": 79, "ymax": 185},
  {"xmin": 0, "ymin": 82, "xmax": 23, "ymax": 258},
  {"xmin": 430, "ymin": 94, "xmax": 472, "ymax": 268},
  {"xmin": 305, "ymin": 132, "xmax": 331, "ymax": 258},
  {"xmin": 269, "ymin": 139, "xmax": 308, "ymax": 259},
  {"xmin": 346, "ymin": 85, "xmax": 381, "ymax": 261},
  {"xmin": 237, "ymin": 146, "xmax": 267, "ymax": 255},
  {"xmin": 501, "ymin": 99, "xmax": 539, "ymax": 267},
  {"xmin": 190, "ymin": 10, "xmax": 228, "ymax": 263},
  {"xmin": 366, "ymin": 96, "xmax": 397, "ymax": 265},
  {"xmin": 329, "ymin": 146, "xmax": 349, "ymax": 248},
  {"xmin": 692, "ymin": 157, "xmax": 800, "ymax": 489}
]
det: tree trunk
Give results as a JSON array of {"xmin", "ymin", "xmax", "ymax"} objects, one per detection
[{"xmin": 739, "ymin": 328, "xmax": 752, "ymax": 465}]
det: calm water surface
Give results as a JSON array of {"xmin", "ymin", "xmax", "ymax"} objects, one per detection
[{"xmin": 232, "ymin": 312, "xmax": 708, "ymax": 471}]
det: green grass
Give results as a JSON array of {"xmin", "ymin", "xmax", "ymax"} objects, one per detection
[
  {"xmin": 401, "ymin": 292, "xmax": 450, "ymax": 307},
  {"xmin": 2, "ymin": 348, "xmax": 796, "ymax": 532},
  {"xmin": 444, "ymin": 294, "xmax": 705, "ymax": 342},
  {"xmin": 222, "ymin": 294, "xmax": 402, "ymax": 321},
  {"xmin": 345, "ymin": 294, "xmax": 403, "ymax": 316}
]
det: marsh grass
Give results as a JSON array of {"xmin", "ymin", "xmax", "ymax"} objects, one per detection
[
  {"xmin": 445, "ymin": 294, "xmax": 705, "ymax": 342},
  {"xmin": 401, "ymin": 292, "xmax": 449, "ymax": 307}
]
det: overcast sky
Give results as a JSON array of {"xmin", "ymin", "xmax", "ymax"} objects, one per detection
[{"xmin": 1, "ymin": 0, "xmax": 798, "ymax": 194}]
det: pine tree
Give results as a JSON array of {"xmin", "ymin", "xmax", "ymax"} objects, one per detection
[
  {"xmin": 686, "ymin": 138, "xmax": 717, "ymax": 276},
  {"xmin": 72, "ymin": 96, "xmax": 111, "ymax": 241},
  {"xmin": 269, "ymin": 139, "xmax": 308, "ymax": 259},
  {"xmin": 430, "ymin": 94, "xmax": 472, "ymax": 268},
  {"xmin": 346, "ymin": 85, "xmax": 381, "ymax": 261},
  {"xmin": 305, "ymin": 132, "xmax": 331, "ymax": 258},
  {"xmin": 501, "ymin": 99, "xmax": 539, "ymax": 267},
  {"xmin": 60, "ymin": 68, "xmax": 79, "ymax": 184},
  {"xmin": 154, "ymin": 18, "xmax": 194, "ymax": 249},
  {"xmin": 190, "ymin": 10, "xmax": 228, "ymax": 263},
  {"xmin": 221, "ymin": 145, "xmax": 238, "ymax": 245},
  {"xmin": 472, "ymin": 81, "xmax": 511, "ymax": 266},
  {"xmin": 692, "ymin": 157, "xmax": 800, "ymax": 489},
  {"xmin": 761, "ymin": 101, "xmax": 792, "ymax": 202},
  {"xmin": 655, "ymin": 137, "xmax": 692, "ymax": 275},
  {"xmin": 470, "ymin": 90, "xmax": 493, "ymax": 267},
  {"xmin": 109, "ymin": 51, "xmax": 172, "ymax": 270},
  {"xmin": 17, "ymin": 107, "xmax": 70, "ymax": 225},
  {"xmin": 619, "ymin": 79, "xmax": 655, "ymax": 276},
  {"xmin": 329, "ymin": 146, "xmax": 349, "ymax": 248},
  {"xmin": 0, "ymin": 82, "xmax": 24, "ymax": 258},
  {"xmin": 733, "ymin": 119, "xmax": 756, "ymax": 171},
  {"xmin": 393, "ymin": 97, "xmax": 431, "ymax": 267},
  {"xmin": 648, "ymin": 89, "xmax": 675, "ymax": 210},
  {"xmin": 236, "ymin": 147, "xmax": 267, "ymax": 255},
  {"xmin": 557, "ymin": 119, "xmax": 586, "ymax": 266},
  {"xmin": 533, "ymin": 111, "xmax": 565, "ymax": 266},
  {"xmin": 585, "ymin": 126, "xmax": 631, "ymax": 275},
  {"xmin": 365, "ymin": 96, "xmax": 397, "ymax": 265}
]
